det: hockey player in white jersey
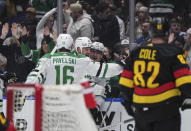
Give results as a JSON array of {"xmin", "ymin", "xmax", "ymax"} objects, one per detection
[
  {"xmin": 89, "ymin": 42, "xmax": 107, "ymax": 106},
  {"xmin": 73, "ymin": 37, "xmax": 92, "ymax": 56},
  {"xmin": 88, "ymin": 42, "xmax": 111, "ymax": 123},
  {"xmin": 25, "ymin": 34, "xmax": 123, "ymax": 84}
]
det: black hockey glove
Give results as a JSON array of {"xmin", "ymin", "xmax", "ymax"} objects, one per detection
[
  {"xmin": 89, "ymin": 107, "xmax": 99, "ymax": 123},
  {"xmin": 121, "ymin": 100, "xmax": 135, "ymax": 117},
  {"xmin": 0, "ymin": 72, "xmax": 17, "ymax": 85},
  {"xmin": 116, "ymin": 60, "xmax": 126, "ymax": 67},
  {"xmin": 181, "ymin": 98, "xmax": 191, "ymax": 111},
  {"xmin": 0, "ymin": 112, "xmax": 9, "ymax": 131}
]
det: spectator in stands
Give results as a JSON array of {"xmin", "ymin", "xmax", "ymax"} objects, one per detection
[
  {"xmin": 126, "ymin": 6, "xmax": 151, "ymax": 40},
  {"xmin": 21, "ymin": 25, "xmax": 55, "ymax": 65},
  {"xmin": 24, "ymin": 7, "xmax": 38, "ymax": 49},
  {"xmin": 67, "ymin": 3, "xmax": 94, "ymax": 40},
  {"xmin": 36, "ymin": 14, "xmax": 56, "ymax": 49},
  {"xmin": 0, "ymin": 0, "xmax": 6, "ymax": 17},
  {"xmin": 109, "ymin": 4, "xmax": 125, "ymax": 41},
  {"xmin": 120, "ymin": 39, "xmax": 129, "ymax": 61},
  {"xmin": 32, "ymin": 0, "xmax": 56, "ymax": 20},
  {"xmin": 19, "ymin": 21, "xmax": 37, "ymax": 50},
  {"xmin": 5, "ymin": 0, "xmax": 16, "ymax": 18},
  {"xmin": 99, "ymin": 0, "xmax": 113, "ymax": 5},
  {"xmin": 14, "ymin": 0, "xmax": 30, "ymax": 12},
  {"xmin": 120, "ymin": 0, "xmax": 129, "ymax": 24},
  {"xmin": 168, "ymin": 17, "xmax": 185, "ymax": 44},
  {"xmin": 112, "ymin": 39, "xmax": 129, "ymax": 63},
  {"xmin": 174, "ymin": 36, "xmax": 185, "ymax": 49},
  {"xmin": 137, "ymin": 19, "xmax": 152, "ymax": 46},
  {"xmin": 0, "ymin": 22, "xmax": 34, "ymax": 82},
  {"xmin": 104, "ymin": 47, "xmax": 113, "ymax": 62},
  {"xmin": 184, "ymin": 7, "xmax": 191, "ymax": 29},
  {"xmin": 184, "ymin": 28, "xmax": 191, "ymax": 69},
  {"xmin": 36, "ymin": 4, "xmax": 71, "ymax": 49},
  {"xmin": 25, "ymin": 7, "xmax": 38, "ymax": 25},
  {"xmin": 135, "ymin": 1, "xmax": 144, "ymax": 14},
  {"xmin": 93, "ymin": 2, "xmax": 120, "ymax": 51}
]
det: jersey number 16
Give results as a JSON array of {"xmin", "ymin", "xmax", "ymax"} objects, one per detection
[{"xmin": 55, "ymin": 65, "xmax": 74, "ymax": 84}]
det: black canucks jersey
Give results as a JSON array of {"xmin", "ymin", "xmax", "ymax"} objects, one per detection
[{"xmin": 119, "ymin": 43, "xmax": 191, "ymax": 107}]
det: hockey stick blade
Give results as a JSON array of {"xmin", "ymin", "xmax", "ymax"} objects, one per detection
[{"xmin": 100, "ymin": 98, "xmax": 114, "ymax": 127}]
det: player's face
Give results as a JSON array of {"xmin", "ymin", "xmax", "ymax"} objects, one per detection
[
  {"xmin": 82, "ymin": 47, "xmax": 91, "ymax": 57},
  {"xmin": 90, "ymin": 49, "xmax": 103, "ymax": 62}
]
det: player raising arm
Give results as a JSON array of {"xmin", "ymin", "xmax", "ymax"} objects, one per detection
[{"xmin": 25, "ymin": 34, "xmax": 123, "ymax": 84}]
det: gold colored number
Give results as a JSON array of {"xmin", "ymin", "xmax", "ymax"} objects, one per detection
[
  {"xmin": 147, "ymin": 62, "xmax": 159, "ymax": 88},
  {"xmin": 134, "ymin": 61, "xmax": 146, "ymax": 87},
  {"xmin": 134, "ymin": 61, "xmax": 160, "ymax": 88},
  {"xmin": 177, "ymin": 54, "xmax": 187, "ymax": 64}
]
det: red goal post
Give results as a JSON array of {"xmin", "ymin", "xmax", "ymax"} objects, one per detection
[{"xmin": 6, "ymin": 84, "xmax": 98, "ymax": 131}]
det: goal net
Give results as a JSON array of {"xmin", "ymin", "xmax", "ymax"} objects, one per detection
[{"xmin": 6, "ymin": 84, "xmax": 98, "ymax": 131}]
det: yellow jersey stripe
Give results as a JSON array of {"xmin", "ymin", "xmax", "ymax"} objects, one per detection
[
  {"xmin": 133, "ymin": 88, "xmax": 181, "ymax": 104},
  {"xmin": 119, "ymin": 77, "xmax": 134, "ymax": 88},
  {"xmin": 176, "ymin": 75, "xmax": 191, "ymax": 87}
]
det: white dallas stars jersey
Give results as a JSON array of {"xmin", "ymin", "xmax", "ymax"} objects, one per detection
[{"xmin": 25, "ymin": 52, "xmax": 123, "ymax": 84}]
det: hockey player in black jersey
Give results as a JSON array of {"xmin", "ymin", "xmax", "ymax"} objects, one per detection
[{"xmin": 119, "ymin": 21, "xmax": 191, "ymax": 131}]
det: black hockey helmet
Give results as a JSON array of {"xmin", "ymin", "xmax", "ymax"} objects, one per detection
[{"xmin": 151, "ymin": 18, "xmax": 169, "ymax": 38}]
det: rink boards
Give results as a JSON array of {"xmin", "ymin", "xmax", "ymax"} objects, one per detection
[{"xmin": 3, "ymin": 97, "xmax": 191, "ymax": 131}]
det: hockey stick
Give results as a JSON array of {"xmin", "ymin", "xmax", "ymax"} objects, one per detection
[{"xmin": 100, "ymin": 98, "xmax": 114, "ymax": 127}]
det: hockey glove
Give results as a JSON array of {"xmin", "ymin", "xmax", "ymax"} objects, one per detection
[
  {"xmin": 121, "ymin": 100, "xmax": 135, "ymax": 117},
  {"xmin": 181, "ymin": 98, "xmax": 191, "ymax": 111},
  {"xmin": 0, "ymin": 112, "xmax": 9, "ymax": 131},
  {"xmin": 0, "ymin": 112, "xmax": 16, "ymax": 131},
  {"xmin": 0, "ymin": 72, "xmax": 17, "ymax": 85}
]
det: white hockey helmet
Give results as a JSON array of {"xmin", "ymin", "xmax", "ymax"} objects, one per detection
[
  {"xmin": 56, "ymin": 34, "xmax": 74, "ymax": 50},
  {"xmin": 91, "ymin": 42, "xmax": 104, "ymax": 53},
  {"xmin": 75, "ymin": 37, "xmax": 92, "ymax": 51}
]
